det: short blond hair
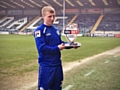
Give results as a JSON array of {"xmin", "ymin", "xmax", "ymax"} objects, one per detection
[{"xmin": 41, "ymin": 6, "xmax": 55, "ymax": 16}]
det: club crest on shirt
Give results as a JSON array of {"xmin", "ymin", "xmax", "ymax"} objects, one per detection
[
  {"xmin": 35, "ymin": 30, "xmax": 41, "ymax": 38},
  {"xmin": 40, "ymin": 87, "xmax": 44, "ymax": 90},
  {"xmin": 57, "ymin": 30, "xmax": 60, "ymax": 35}
]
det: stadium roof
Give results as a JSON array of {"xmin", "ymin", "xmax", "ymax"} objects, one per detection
[{"xmin": 0, "ymin": 0, "xmax": 120, "ymax": 10}]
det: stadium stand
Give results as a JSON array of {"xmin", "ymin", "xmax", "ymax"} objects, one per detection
[
  {"xmin": 75, "ymin": 14, "xmax": 100, "ymax": 33},
  {"xmin": 0, "ymin": 0, "xmax": 120, "ymax": 36},
  {"xmin": 97, "ymin": 14, "xmax": 120, "ymax": 31}
]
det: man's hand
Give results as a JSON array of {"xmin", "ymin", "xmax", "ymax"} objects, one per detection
[{"xmin": 58, "ymin": 43, "xmax": 65, "ymax": 50}]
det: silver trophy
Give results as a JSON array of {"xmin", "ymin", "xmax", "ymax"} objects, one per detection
[{"xmin": 64, "ymin": 23, "xmax": 81, "ymax": 48}]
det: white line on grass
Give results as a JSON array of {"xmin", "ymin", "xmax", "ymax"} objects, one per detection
[
  {"xmin": 84, "ymin": 70, "xmax": 95, "ymax": 77},
  {"xmin": 62, "ymin": 85, "xmax": 74, "ymax": 90},
  {"xmin": 104, "ymin": 60, "xmax": 110, "ymax": 63},
  {"xmin": 114, "ymin": 55, "xmax": 119, "ymax": 58}
]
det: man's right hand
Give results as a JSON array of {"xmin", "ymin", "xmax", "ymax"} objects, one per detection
[{"xmin": 58, "ymin": 43, "xmax": 65, "ymax": 50}]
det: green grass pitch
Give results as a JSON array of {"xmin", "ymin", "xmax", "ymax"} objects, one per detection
[
  {"xmin": 62, "ymin": 55, "xmax": 120, "ymax": 90},
  {"xmin": 0, "ymin": 34, "xmax": 120, "ymax": 77}
]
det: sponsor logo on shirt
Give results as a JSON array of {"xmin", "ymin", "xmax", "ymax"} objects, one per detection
[{"xmin": 46, "ymin": 33, "xmax": 51, "ymax": 36}]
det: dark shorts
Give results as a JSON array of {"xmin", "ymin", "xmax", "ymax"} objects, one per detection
[{"xmin": 38, "ymin": 65, "xmax": 63, "ymax": 90}]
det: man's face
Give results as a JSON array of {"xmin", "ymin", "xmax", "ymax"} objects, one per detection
[{"xmin": 42, "ymin": 11, "xmax": 55, "ymax": 26}]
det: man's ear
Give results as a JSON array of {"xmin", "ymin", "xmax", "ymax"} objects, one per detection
[
  {"xmin": 42, "ymin": 15, "xmax": 44, "ymax": 19},
  {"xmin": 42, "ymin": 14, "xmax": 45, "ymax": 19}
]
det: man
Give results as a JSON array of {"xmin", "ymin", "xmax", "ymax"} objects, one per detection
[
  {"xmin": 33, "ymin": 6, "xmax": 66, "ymax": 90},
  {"xmin": 34, "ymin": 6, "xmax": 78, "ymax": 90}
]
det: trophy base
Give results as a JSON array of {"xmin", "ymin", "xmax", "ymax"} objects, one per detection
[{"xmin": 65, "ymin": 42, "xmax": 81, "ymax": 48}]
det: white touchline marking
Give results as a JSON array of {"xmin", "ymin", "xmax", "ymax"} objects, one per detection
[
  {"xmin": 84, "ymin": 70, "xmax": 95, "ymax": 77},
  {"xmin": 104, "ymin": 60, "xmax": 110, "ymax": 63},
  {"xmin": 62, "ymin": 85, "xmax": 74, "ymax": 90},
  {"xmin": 114, "ymin": 55, "xmax": 119, "ymax": 58}
]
